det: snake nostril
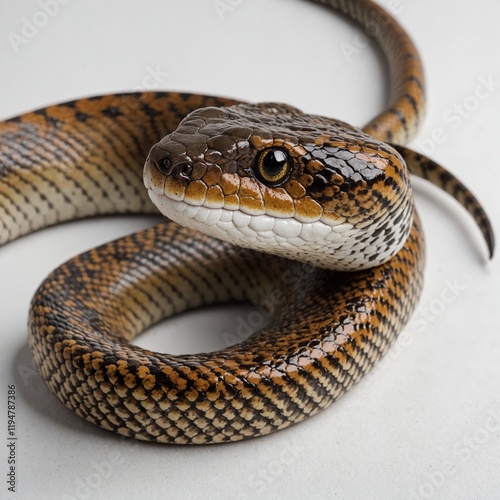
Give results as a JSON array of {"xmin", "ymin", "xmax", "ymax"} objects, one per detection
[
  {"xmin": 150, "ymin": 152, "xmax": 193, "ymax": 180},
  {"xmin": 154, "ymin": 157, "xmax": 173, "ymax": 176},
  {"xmin": 161, "ymin": 158, "xmax": 171, "ymax": 172}
]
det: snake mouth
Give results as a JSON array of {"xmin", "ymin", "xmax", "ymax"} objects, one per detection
[
  {"xmin": 147, "ymin": 184, "xmax": 413, "ymax": 272},
  {"xmin": 148, "ymin": 188, "xmax": 342, "ymax": 241},
  {"xmin": 147, "ymin": 188, "xmax": 386, "ymax": 272},
  {"xmin": 149, "ymin": 190, "xmax": 227, "ymax": 226}
]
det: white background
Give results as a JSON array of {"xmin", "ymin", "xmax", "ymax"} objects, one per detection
[{"xmin": 1, "ymin": 0, "xmax": 499, "ymax": 499}]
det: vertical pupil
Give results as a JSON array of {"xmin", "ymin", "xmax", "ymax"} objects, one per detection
[{"xmin": 264, "ymin": 149, "xmax": 287, "ymax": 175}]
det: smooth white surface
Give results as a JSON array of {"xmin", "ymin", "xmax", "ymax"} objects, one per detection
[{"xmin": 1, "ymin": 1, "xmax": 499, "ymax": 499}]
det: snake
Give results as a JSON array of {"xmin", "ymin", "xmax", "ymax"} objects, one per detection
[{"xmin": 0, "ymin": 1, "xmax": 494, "ymax": 445}]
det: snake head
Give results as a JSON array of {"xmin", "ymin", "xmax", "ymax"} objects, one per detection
[{"xmin": 144, "ymin": 103, "xmax": 414, "ymax": 271}]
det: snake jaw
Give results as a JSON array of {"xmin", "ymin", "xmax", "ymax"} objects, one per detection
[{"xmin": 147, "ymin": 184, "xmax": 414, "ymax": 272}]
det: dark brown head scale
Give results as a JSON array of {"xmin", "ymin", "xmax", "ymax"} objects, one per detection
[{"xmin": 147, "ymin": 103, "xmax": 311, "ymax": 181}]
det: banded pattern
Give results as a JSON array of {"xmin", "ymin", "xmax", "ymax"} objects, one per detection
[
  {"xmin": 393, "ymin": 145, "xmax": 495, "ymax": 257},
  {"xmin": 312, "ymin": 0, "xmax": 425, "ymax": 143},
  {"xmin": 0, "ymin": 92, "xmax": 241, "ymax": 245},
  {"xmin": 28, "ymin": 216, "xmax": 424, "ymax": 443}
]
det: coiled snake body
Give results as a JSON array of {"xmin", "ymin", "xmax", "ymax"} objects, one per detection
[{"xmin": 0, "ymin": 1, "xmax": 494, "ymax": 444}]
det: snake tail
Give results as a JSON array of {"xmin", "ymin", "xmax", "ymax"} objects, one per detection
[{"xmin": 394, "ymin": 145, "xmax": 495, "ymax": 258}]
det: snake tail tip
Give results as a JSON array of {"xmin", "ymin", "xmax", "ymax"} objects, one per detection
[
  {"xmin": 480, "ymin": 215, "xmax": 495, "ymax": 260},
  {"xmin": 487, "ymin": 234, "xmax": 495, "ymax": 260}
]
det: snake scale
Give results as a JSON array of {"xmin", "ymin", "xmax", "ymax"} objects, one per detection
[{"xmin": 0, "ymin": 0, "xmax": 494, "ymax": 444}]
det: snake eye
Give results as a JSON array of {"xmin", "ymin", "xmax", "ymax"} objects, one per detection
[
  {"xmin": 254, "ymin": 148, "xmax": 291, "ymax": 186},
  {"xmin": 178, "ymin": 163, "xmax": 193, "ymax": 180}
]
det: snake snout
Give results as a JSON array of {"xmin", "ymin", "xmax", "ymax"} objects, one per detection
[{"xmin": 147, "ymin": 146, "xmax": 193, "ymax": 181}]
